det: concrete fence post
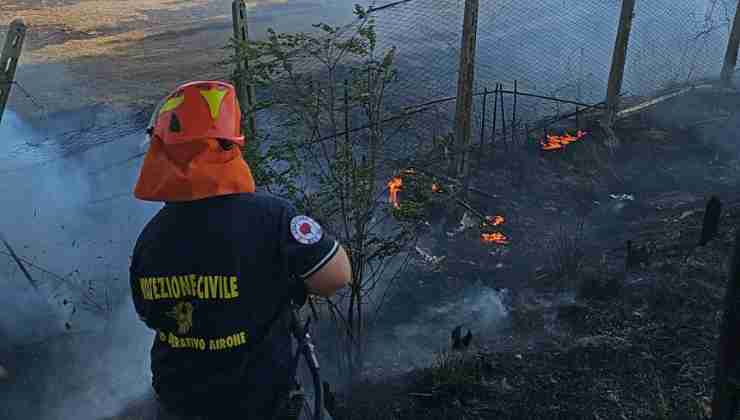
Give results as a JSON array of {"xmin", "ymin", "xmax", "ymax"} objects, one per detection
[
  {"xmin": 0, "ymin": 19, "xmax": 27, "ymax": 125},
  {"xmin": 720, "ymin": 0, "xmax": 740, "ymax": 87},
  {"xmin": 232, "ymin": 0, "xmax": 257, "ymax": 137},
  {"xmin": 604, "ymin": 0, "xmax": 636, "ymax": 130},
  {"xmin": 453, "ymin": 0, "xmax": 479, "ymax": 188}
]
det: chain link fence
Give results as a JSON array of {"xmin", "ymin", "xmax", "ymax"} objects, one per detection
[
  {"xmin": 1, "ymin": 0, "xmax": 738, "ymax": 329},
  {"xmin": 624, "ymin": 0, "xmax": 736, "ymax": 97},
  {"xmin": 255, "ymin": 0, "xmax": 738, "ymax": 149}
]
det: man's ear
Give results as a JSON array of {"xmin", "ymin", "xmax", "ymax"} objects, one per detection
[{"xmin": 217, "ymin": 138, "xmax": 234, "ymax": 151}]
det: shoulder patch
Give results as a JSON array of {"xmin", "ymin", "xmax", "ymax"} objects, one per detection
[{"xmin": 290, "ymin": 215, "xmax": 323, "ymax": 245}]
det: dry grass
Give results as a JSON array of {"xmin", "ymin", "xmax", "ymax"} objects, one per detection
[
  {"xmin": 546, "ymin": 221, "xmax": 586, "ymax": 288},
  {"xmin": 0, "ymin": 0, "xmax": 205, "ymax": 29},
  {"xmin": 2, "ymin": 0, "xmax": 234, "ymax": 112},
  {"xmin": 2, "ymin": 0, "xmax": 212, "ymax": 63}
]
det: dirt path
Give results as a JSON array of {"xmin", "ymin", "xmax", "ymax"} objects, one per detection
[{"xmin": 0, "ymin": 0, "xmax": 300, "ymax": 120}]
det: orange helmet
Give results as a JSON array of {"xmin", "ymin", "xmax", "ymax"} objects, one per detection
[
  {"xmin": 150, "ymin": 80, "xmax": 245, "ymax": 146},
  {"xmin": 134, "ymin": 80, "xmax": 256, "ymax": 202}
]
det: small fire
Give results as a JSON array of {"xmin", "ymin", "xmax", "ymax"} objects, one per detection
[
  {"xmin": 482, "ymin": 215, "xmax": 508, "ymax": 244},
  {"xmin": 388, "ymin": 169, "xmax": 442, "ymax": 208},
  {"xmin": 481, "ymin": 232, "xmax": 509, "ymax": 244},
  {"xmin": 541, "ymin": 130, "xmax": 588, "ymax": 151},
  {"xmin": 388, "ymin": 176, "xmax": 403, "ymax": 208}
]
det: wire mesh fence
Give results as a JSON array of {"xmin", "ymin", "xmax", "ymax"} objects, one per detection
[
  {"xmin": 253, "ymin": 0, "xmax": 739, "ymax": 153},
  {"xmin": 0, "ymin": 0, "xmax": 739, "ymax": 326},
  {"xmin": 373, "ymin": 0, "xmax": 463, "ymax": 106},
  {"xmin": 623, "ymin": 0, "xmax": 737, "ymax": 97}
]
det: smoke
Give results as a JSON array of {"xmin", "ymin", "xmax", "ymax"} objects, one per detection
[
  {"xmin": 364, "ymin": 284, "xmax": 509, "ymax": 373},
  {"xmin": 34, "ymin": 304, "xmax": 154, "ymax": 420},
  {"xmin": 0, "ymin": 107, "xmax": 159, "ymax": 420}
]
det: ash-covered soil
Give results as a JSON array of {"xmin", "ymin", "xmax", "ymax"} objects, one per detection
[{"xmin": 332, "ymin": 88, "xmax": 740, "ymax": 419}]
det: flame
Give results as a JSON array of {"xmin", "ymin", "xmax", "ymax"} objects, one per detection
[
  {"xmin": 482, "ymin": 215, "xmax": 508, "ymax": 244},
  {"xmin": 541, "ymin": 130, "xmax": 588, "ymax": 150},
  {"xmin": 388, "ymin": 176, "xmax": 403, "ymax": 208},
  {"xmin": 486, "ymin": 215, "xmax": 505, "ymax": 226},
  {"xmin": 389, "ymin": 169, "xmax": 440, "ymax": 208},
  {"xmin": 481, "ymin": 232, "xmax": 509, "ymax": 244}
]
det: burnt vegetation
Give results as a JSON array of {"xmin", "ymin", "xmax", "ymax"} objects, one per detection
[
  {"xmin": 331, "ymin": 89, "xmax": 740, "ymax": 420},
  {"xmin": 4, "ymin": 2, "xmax": 740, "ymax": 419},
  {"xmin": 221, "ymin": 4, "xmax": 740, "ymax": 417}
]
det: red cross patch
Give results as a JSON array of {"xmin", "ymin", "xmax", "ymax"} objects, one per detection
[{"xmin": 290, "ymin": 215, "xmax": 323, "ymax": 245}]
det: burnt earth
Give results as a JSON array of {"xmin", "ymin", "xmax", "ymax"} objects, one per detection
[{"xmin": 333, "ymin": 89, "xmax": 740, "ymax": 420}]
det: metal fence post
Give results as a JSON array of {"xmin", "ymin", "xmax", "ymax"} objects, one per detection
[
  {"xmin": 476, "ymin": 88, "xmax": 488, "ymax": 174},
  {"xmin": 0, "ymin": 19, "xmax": 26, "ymax": 125},
  {"xmin": 711, "ymin": 228, "xmax": 740, "ymax": 420},
  {"xmin": 490, "ymin": 83, "xmax": 499, "ymax": 149},
  {"xmin": 720, "ymin": 0, "xmax": 740, "ymax": 87},
  {"xmin": 604, "ymin": 0, "xmax": 636, "ymax": 130},
  {"xmin": 512, "ymin": 80, "xmax": 518, "ymax": 144},
  {"xmin": 454, "ymin": 0, "xmax": 479, "ymax": 187},
  {"xmin": 232, "ymin": 0, "xmax": 257, "ymax": 137},
  {"xmin": 499, "ymin": 83, "xmax": 507, "ymax": 148}
]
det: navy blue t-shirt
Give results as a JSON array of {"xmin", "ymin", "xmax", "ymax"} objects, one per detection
[{"xmin": 129, "ymin": 193, "xmax": 338, "ymax": 417}]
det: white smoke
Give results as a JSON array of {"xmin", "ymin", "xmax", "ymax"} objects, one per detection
[
  {"xmin": 0, "ymin": 108, "xmax": 159, "ymax": 420},
  {"xmin": 365, "ymin": 284, "xmax": 509, "ymax": 372}
]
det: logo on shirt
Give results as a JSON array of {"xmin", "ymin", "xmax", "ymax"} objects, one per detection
[
  {"xmin": 167, "ymin": 301, "xmax": 194, "ymax": 335},
  {"xmin": 290, "ymin": 215, "xmax": 323, "ymax": 245}
]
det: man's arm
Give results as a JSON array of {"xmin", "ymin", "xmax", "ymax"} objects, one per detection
[
  {"xmin": 278, "ymin": 206, "xmax": 352, "ymax": 298},
  {"xmin": 304, "ymin": 244, "xmax": 351, "ymax": 297}
]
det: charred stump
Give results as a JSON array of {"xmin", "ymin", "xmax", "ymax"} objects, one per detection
[
  {"xmin": 451, "ymin": 325, "xmax": 473, "ymax": 351},
  {"xmin": 700, "ymin": 196, "xmax": 722, "ymax": 246},
  {"xmin": 626, "ymin": 240, "xmax": 650, "ymax": 270},
  {"xmin": 711, "ymin": 229, "xmax": 740, "ymax": 420}
]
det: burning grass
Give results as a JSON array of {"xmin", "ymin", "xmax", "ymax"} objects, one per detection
[
  {"xmin": 335, "ymin": 201, "xmax": 736, "ymax": 419},
  {"xmin": 481, "ymin": 215, "xmax": 509, "ymax": 244},
  {"xmin": 481, "ymin": 232, "xmax": 509, "ymax": 244},
  {"xmin": 540, "ymin": 130, "xmax": 588, "ymax": 151},
  {"xmin": 334, "ymin": 91, "xmax": 740, "ymax": 420},
  {"xmin": 388, "ymin": 176, "xmax": 403, "ymax": 209}
]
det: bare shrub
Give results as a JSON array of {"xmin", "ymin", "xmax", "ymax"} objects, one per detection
[
  {"xmin": 546, "ymin": 221, "xmax": 586, "ymax": 289},
  {"xmin": 578, "ymin": 253, "xmax": 622, "ymax": 301},
  {"xmin": 429, "ymin": 351, "xmax": 486, "ymax": 389}
]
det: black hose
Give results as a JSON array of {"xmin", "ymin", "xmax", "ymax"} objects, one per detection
[
  {"xmin": 290, "ymin": 306, "xmax": 324, "ymax": 420},
  {"xmin": 310, "ymin": 352, "xmax": 323, "ymax": 420}
]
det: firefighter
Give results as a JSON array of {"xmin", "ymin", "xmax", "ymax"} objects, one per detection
[{"xmin": 129, "ymin": 80, "xmax": 351, "ymax": 419}]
